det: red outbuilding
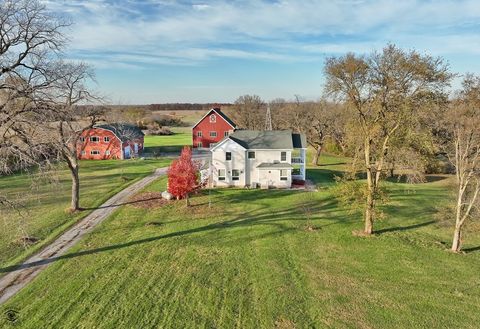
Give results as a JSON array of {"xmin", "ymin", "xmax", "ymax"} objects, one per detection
[
  {"xmin": 192, "ymin": 108, "xmax": 237, "ymax": 148},
  {"xmin": 77, "ymin": 123, "xmax": 144, "ymax": 160}
]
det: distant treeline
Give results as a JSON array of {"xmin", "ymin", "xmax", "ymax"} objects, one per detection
[{"xmin": 108, "ymin": 103, "xmax": 233, "ymax": 112}]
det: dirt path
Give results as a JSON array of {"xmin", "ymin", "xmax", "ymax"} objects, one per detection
[{"xmin": 0, "ymin": 167, "xmax": 168, "ymax": 305}]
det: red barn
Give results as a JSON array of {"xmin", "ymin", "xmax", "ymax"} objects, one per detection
[
  {"xmin": 77, "ymin": 123, "xmax": 145, "ymax": 160},
  {"xmin": 192, "ymin": 108, "xmax": 237, "ymax": 149}
]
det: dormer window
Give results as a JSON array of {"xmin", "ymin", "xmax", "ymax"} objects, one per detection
[{"xmin": 210, "ymin": 114, "xmax": 216, "ymax": 123}]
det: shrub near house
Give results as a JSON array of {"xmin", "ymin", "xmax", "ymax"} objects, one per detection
[{"xmin": 77, "ymin": 123, "xmax": 144, "ymax": 160}]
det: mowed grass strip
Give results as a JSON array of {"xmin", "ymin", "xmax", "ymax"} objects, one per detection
[
  {"xmin": 143, "ymin": 127, "xmax": 192, "ymax": 154},
  {"xmin": 2, "ymin": 158, "xmax": 480, "ymax": 328},
  {"xmin": 0, "ymin": 136, "xmax": 173, "ymax": 267}
]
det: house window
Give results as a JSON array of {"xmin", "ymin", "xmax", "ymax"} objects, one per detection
[
  {"xmin": 218, "ymin": 169, "xmax": 226, "ymax": 180},
  {"xmin": 210, "ymin": 131, "xmax": 217, "ymax": 137},
  {"xmin": 248, "ymin": 151, "xmax": 255, "ymax": 159},
  {"xmin": 210, "ymin": 114, "xmax": 216, "ymax": 123},
  {"xmin": 224, "ymin": 131, "xmax": 229, "ymax": 137},
  {"xmin": 281, "ymin": 151, "xmax": 287, "ymax": 161},
  {"xmin": 105, "ymin": 150, "xmax": 111, "ymax": 155},
  {"xmin": 197, "ymin": 131, "xmax": 202, "ymax": 137},
  {"xmin": 209, "ymin": 143, "xmax": 216, "ymax": 148},
  {"xmin": 226, "ymin": 152, "xmax": 231, "ymax": 161},
  {"xmin": 232, "ymin": 169, "xmax": 240, "ymax": 181},
  {"xmin": 90, "ymin": 150, "xmax": 100, "ymax": 155},
  {"xmin": 81, "ymin": 150, "xmax": 86, "ymax": 155},
  {"xmin": 79, "ymin": 136, "xmax": 85, "ymax": 142},
  {"xmin": 90, "ymin": 136, "xmax": 99, "ymax": 142},
  {"xmin": 104, "ymin": 136, "xmax": 110, "ymax": 142},
  {"xmin": 197, "ymin": 142, "xmax": 203, "ymax": 148},
  {"xmin": 280, "ymin": 169, "xmax": 288, "ymax": 181}
]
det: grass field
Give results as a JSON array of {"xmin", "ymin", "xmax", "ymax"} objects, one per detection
[
  {"xmin": 143, "ymin": 127, "xmax": 192, "ymax": 155},
  {"xmin": 0, "ymin": 149, "xmax": 173, "ymax": 268},
  {"xmin": 1, "ymin": 154, "xmax": 479, "ymax": 328}
]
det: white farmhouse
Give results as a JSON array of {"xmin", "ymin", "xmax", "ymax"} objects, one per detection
[{"xmin": 210, "ymin": 130, "xmax": 307, "ymax": 188}]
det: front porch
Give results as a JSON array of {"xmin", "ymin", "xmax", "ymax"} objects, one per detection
[{"xmin": 291, "ymin": 148, "xmax": 307, "ymax": 181}]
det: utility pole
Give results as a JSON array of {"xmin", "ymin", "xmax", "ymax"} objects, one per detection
[{"xmin": 265, "ymin": 105, "xmax": 272, "ymax": 130}]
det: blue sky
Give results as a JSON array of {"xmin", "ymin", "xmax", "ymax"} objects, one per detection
[{"xmin": 43, "ymin": 0, "xmax": 480, "ymax": 104}]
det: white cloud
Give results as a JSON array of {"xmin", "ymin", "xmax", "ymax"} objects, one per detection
[{"xmin": 43, "ymin": 0, "xmax": 480, "ymax": 68}]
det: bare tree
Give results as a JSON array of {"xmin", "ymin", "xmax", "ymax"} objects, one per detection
[
  {"xmin": 231, "ymin": 94, "xmax": 265, "ymax": 130},
  {"xmin": 0, "ymin": 0, "xmax": 68, "ymax": 207},
  {"xmin": 443, "ymin": 75, "xmax": 480, "ymax": 252},
  {"xmin": 325, "ymin": 44, "xmax": 451, "ymax": 235},
  {"xmin": 45, "ymin": 62, "xmax": 102, "ymax": 211}
]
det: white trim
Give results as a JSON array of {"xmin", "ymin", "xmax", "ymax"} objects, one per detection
[{"xmin": 192, "ymin": 108, "xmax": 236, "ymax": 130}]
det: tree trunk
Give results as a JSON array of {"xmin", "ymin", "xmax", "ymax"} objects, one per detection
[
  {"xmin": 363, "ymin": 140, "xmax": 374, "ymax": 235},
  {"xmin": 185, "ymin": 193, "xmax": 190, "ymax": 207},
  {"xmin": 451, "ymin": 224, "xmax": 462, "ymax": 252},
  {"xmin": 69, "ymin": 163, "xmax": 80, "ymax": 211},
  {"xmin": 311, "ymin": 145, "xmax": 322, "ymax": 166},
  {"xmin": 364, "ymin": 175, "xmax": 375, "ymax": 235}
]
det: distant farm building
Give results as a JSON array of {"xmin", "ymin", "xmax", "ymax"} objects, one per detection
[
  {"xmin": 77, "ymin": 123, "xmax": 144, "ymax": 160},
  {"xmin": 192, "ymin": 108, "xmax": 237, "ymax": 149}
]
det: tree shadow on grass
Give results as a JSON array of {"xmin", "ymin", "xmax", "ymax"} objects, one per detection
[
  {"xmin": 79, "ymin": 196, "xmax": 164, "ymax": 210},
  {"xmin": 0, "ymin": 194, "xmax": 346, "ymax": 274},
  {"xmin": 463, "ymin": 246, "xmax": 480, "ymax": 253},
  {"xmin": 374, "ymin": 220, "xmax": 436, "ymax": 234}
]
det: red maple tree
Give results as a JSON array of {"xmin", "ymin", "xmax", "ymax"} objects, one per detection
[{"xmin": 167, "ymin": 146, "xmax": 199, "ymax": 205}]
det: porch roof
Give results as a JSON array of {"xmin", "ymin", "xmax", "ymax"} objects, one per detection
[{"xmin": 257, "ymin": 162, "xmax": 293, "ymax": 169}]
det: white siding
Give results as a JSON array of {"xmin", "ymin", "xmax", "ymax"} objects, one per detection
[
  {"xmin": 212, "ymin": 139, "xmax": 246, "ymax": 187},
  {"xmin": 246, "ymin": 149, "xmax": 291, "ymax": 186},
  {"xmin": 211, "ymin": 140, "xmax": 293, "ymax": 188}
]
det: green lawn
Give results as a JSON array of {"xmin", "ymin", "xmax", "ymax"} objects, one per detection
[
  {"xmin": 143, "ymin": 127, "xmax": 192, "ymax": 155},
  {"xmin": 2, "ymin": 155, "xmax": 479, "ymax": 328}
]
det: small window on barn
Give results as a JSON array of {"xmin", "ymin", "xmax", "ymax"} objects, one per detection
[
  {"xmin": 232, "ymin": 169, "xmax": 240, "ymax": 181},
  {"xmin": 210, "ymin": 131, "xmax": 217, "ymax": 137},
  {"xmin": 224, "ymin": 131, "xmax": 229, "ymax": 137},
  {"xmin": 197, "ymin": 142, "xmax": 203, "ymax": 148},
  {"xmin": 90, "ymin": 136, "xmax": 99, "ymax": 142},
  {"xmin": 104, "ymin": 136, "xmax": 110, "ymax": 142},
  {"xmin": 281, "ymin": 151, "xmax": 287, "ymax": 161},
  {"xmin": 210, "ymin": 114, "xmax": 216, "ymax": 123},
  {"xmin": 248, "ymin": 151, "xmax": 255, "ymax": 159},
  {"xmin": 280, "ymin": 169, "xmax": 288, "ymax": 181},
  {"xmin": 79, "ymin": 136, "xmax": 85, "ymax": 142},
  {"xmin": 105, "ymin": 150, "xmax": 111, "ymax": 155},
  {"xmin": 226, "ymin": 152, "xmax": 231, "ymax": 161},
  {"xmin": 90, "ymin": 150, "xmax": 100, "ymax": 155},
  {"xmin": 81, "ymin": 151, "xmax": 86, "ymax": 155},
  {"xmin": 218, "ymin": 169, "xmax": 226, "ymax": 180},
  {"xmin": 197, "ymin": 131, "xmax": 202, "ymax": 137}
]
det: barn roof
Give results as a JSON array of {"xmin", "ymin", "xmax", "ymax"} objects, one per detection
[
  {"xmin": 192, "ymin": 108, "xmax": 237, "ymax": 129},
  {"xmin": 94, "ymin": 123, "xmax": 144, "ymax": 142}
]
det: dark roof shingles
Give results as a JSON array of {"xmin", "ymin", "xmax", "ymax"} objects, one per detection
[{"xmin": 94, "ymin": 123, "xmax": 144, "ymax": 142}]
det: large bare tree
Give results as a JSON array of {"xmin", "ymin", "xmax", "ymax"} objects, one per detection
[
  {"xmin": 325, "ymin": 44, "xmax": 451, "ymax": 235},
  {"xmin": 46, "ymin": 62, "xmax": 102, "ymax": 211},
  {"xmin": 0, "ymin": 0, "xmax": 68, "ymax": 208},
  {"xmin": 443, "ymin": 75, "xmax": 480, "ymax": 252},
  {"xmin": 0, "ymin": 1, "xmax": 67, "ymax": 164},
  {"xmin": 231, "ymin": 94, "xmax": 265, "ymax": 130}
]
